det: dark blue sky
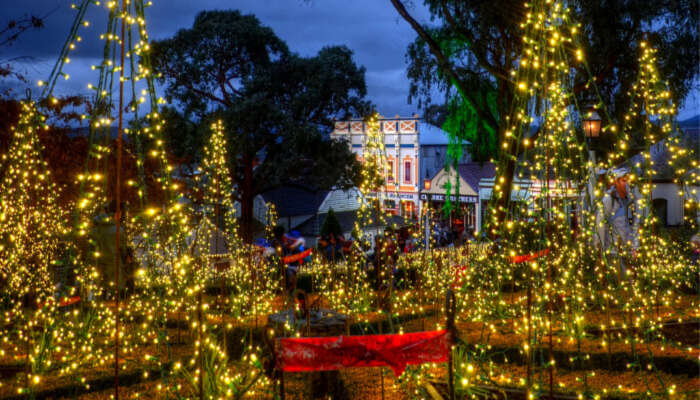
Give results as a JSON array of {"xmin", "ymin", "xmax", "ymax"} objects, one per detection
[{"xmin": 1, "ymin": 0, "xmax": 697, "ymax": 119}]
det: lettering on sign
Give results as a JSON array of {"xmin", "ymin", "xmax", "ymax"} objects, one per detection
[
  {"xmin": 420, "ymin": 193, "xmax": 478, "ymax": 203},
  {"xmin": 366, "ymin": 192, "xmax": 417, "ymax": 200}
]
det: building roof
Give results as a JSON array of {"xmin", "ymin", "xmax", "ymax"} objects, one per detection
[
  {"xmin": 679, "ymin": 114, "xmax": 699, "ymax": 129},
  {"xmin": 424, "ymin": 162, "xmax": 496, "ymax": 195},
  {"xmin": 625, "ymin": 129, "xmax": 699, "ymax": 182},
  {"xmin": 457, "ymin": 162, "xmax": 497, "ymax": 193},
  {"xmin": 295, "ymin": 210, "xmax": 408, "ymax": 238},
  {"xmin": 295, "ymin": 210, "xmax": 357, "ymax": 237},
  {"xmin": 260, "ymin": 184, "xmax": 329, "ymax": 217},
  {"xmin": 610, "ymin": 121, "xmax": 698, "ymax": 183},
  {"xmin": 419, "ymin": 122, "xmax": 472, "ymax": 146}
]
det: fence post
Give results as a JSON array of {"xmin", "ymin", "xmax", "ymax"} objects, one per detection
[
  {"xmin": 446, "ymin": 289, "xmax": 457, "ymax": 400},
  {"xmin": 279, "ymin": 370, "xmax": 285, "ymax": 400}
]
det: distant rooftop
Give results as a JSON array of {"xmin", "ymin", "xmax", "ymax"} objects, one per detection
[
  {"xmin": 458, "ymin": 162, "xmax": 497, "ymax": 192},
  {"xmin": 679, "ymin": 114, "xmax": 699, "ymax": 128},
  {"xmin": 419, "ymin": 122, "xmax": 454, "ymax": 145},
  {"xmin": 261, "ymin": 184, "xmax": 328, "ymax": 217},
  {"xmin": 334, "ymin": 116, "xmax": 469, "ymax": 146}
]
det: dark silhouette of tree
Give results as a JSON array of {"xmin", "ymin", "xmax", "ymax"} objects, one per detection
[
  {"xmin": 152, "ymin": 10, "xmax": 370, "ymax": 241},
  {"xmin": 321, "ymin": 208, "xmax": 343, "ymax": 238}
]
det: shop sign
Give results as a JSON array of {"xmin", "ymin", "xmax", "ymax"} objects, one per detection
[
  {"xmin": 420, "ymin": 193, "xmax": 477, "ymax": 203},
  {"xmin": 367, "ymin": 191, "xmax": 416, "ymax": 200}
]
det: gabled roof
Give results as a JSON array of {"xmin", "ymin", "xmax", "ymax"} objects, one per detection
[
  {"xmin": 261, "ymin": 184, "xmax": 329, "ymax": 217},
  {"xmin": 295, "ymin": 210, "xmax": 357, "ymax": 237},
  {"xmin": 623, "ymin": 126, "xmax": 699, "ymax": 182},
  {"xmin": 425, "ymin": 162, "xmax": 496, "ymax": 195},
  {"xmin": 458, "ymin": 163, "xmax": 496, "ymax": 193}
]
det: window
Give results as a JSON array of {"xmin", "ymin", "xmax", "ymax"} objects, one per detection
[
  {"xmin": 383, "ymin": 199, "xmax": 396, "ymax": 210},
  {"xmin": 404, "ymin": 161, "xmax": 412, "ymax": 184},
  {"xmin": 387, "ymin": 160, "xmax": 395, "ymax": 184}
]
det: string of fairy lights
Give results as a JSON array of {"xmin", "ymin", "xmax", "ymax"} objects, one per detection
[{"xmin": 0, "ymin": 0, "xmax": 697, "ymax": 399}]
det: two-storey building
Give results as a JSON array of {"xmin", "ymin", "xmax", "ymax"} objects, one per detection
[{"xmin": 332, "ymin": 115, "xmax": 421, "ymax": 219}]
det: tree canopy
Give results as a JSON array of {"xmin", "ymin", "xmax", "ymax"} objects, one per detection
[
  {"xmin": 392, "ymin": 0, "xmax": 699, "ymax": 160},
  {"xmin": 391, "ymin": 0, "xmax": 698, "ymax": 228},
  {"xmin": 320, "ymin": 208, "xmax": 343, "ymax": 238},
  {"xmin": 152, "ymin": 10, "xmax": 370, "ymax": 240}
]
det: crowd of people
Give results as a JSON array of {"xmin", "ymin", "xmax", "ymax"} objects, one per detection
[{"xmin": 430, "ymin": 219, "xmax": 471, "ymax": 248}]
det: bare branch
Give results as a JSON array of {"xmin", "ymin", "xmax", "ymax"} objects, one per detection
[{"xmin": 389, "ymin": 0, "xmax": 498, "ymax": 129}]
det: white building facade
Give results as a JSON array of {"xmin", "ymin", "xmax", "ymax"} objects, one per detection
[{"xmin": 332, "ymin": 116, "xmax": 421, "ymax": 219}]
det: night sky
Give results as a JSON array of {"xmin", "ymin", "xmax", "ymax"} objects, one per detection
[{"xmin": 1, "ymin": 0, "xmax": 697, "ymax": 119}]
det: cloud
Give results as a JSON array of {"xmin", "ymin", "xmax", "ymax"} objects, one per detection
[
  {"xmin": 1, "ymin": 0, "xmax": 436, "ymax": 116},
  {"xmin": 4, "ymin": 1, "xmax": 694, "ymax": 119}
]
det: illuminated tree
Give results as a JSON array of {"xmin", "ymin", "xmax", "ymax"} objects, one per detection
[
  {"xmin": 0, "ymin": 100, "xmax": 75, "ymax": 397},
  {"xmin": 200, "ymin": 119, "xmax": 238, "ymax": 242},
  {"xmin": 391, "ymin": 0, "xmax": 699, "ymax": 222},
  {"xmin": 0, "ymin": 100, "xmax": 66, "ymax": 305}
]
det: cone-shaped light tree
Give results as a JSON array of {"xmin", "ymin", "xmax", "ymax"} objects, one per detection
[{"xmin": 0, "ymin": 100, "xmax": 67, "ymax": 306}]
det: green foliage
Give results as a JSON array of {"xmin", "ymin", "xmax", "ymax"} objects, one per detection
[
  {"xmin": 443, "ymin": 88, "xmax": 498, "ymax": 162},
  {"xmin": 151, "ymin": 10, "xmax": 288, "ymax": 115},
  {"xmin": 320, "ymin": 208, "xmax": 343, "ymax": 237},
  {"xmin": 399, "ymin": 0, "xmax": 699, "ymax": 156}
]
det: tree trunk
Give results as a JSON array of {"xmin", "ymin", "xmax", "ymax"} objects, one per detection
[
  {"xmin": 491, "ymin": 84, "xmax": 516, "ymax": 237},
  {"xmin": 389, "ymin": 0, "xmax": 520, "ymax": 234},
  {"xmin": 493, "ymin": 155, "xmax": 516, "ymax": 237},
  {"xmin": 240, "ymin": 158, "xmax": 255, "ymax": 243}
]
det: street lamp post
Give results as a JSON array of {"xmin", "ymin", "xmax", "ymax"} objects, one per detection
[
  {"xmin": 583, "ymin": 106, "xmax": 602, "ymax": 239},
  {"xmin": 583, "ymin": 108, "xmax": 602, "ymax": 142},
  {"xmin": 583, "ymin": 106, "xmax": 602, "ymax": 178}
]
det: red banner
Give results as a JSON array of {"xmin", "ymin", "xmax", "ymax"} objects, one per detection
[
  {"xmin": 282, "ymin": 248, "xmax": 312, "ymax": 265},
  {"xmin": 510, "ymin": 248, "xmax": 550, "ymax": 264},
  {"xmin": 277, "ymin": 330, "xmax": 450, "ymax": 377}
]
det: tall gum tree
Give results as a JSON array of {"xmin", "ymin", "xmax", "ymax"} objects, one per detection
[
  {"xmin": 390, "ymin": 0, "xmax": 699, "ymax": 228},
  {"xmin": 152, "ymin": 10, "xmax": 369, "ymax": 241}
]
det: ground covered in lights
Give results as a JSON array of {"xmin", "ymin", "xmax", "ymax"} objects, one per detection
[{"xmin": 0, "ymin": 291, "xmax": 697, "ymax": 400}]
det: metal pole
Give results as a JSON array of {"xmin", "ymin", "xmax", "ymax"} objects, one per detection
[
  {"xmin": 280, "ymin": 371, "xmax": 285, "ymax": 400},
  {"xmin": 446, "ymin": 290, "xmax": 456, "ymax": 400},
  {"xmin": 114, "ymin": 1, "xmax": 126, "ymax": 398},
  {"xmin": 586, "ymin": 149, "xmax": 596, "ymax": 222},
  {"xmin": 546, "ymin": 147, "xmax": 553, "ymax": 400}
]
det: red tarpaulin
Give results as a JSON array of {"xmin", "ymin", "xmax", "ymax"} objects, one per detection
[
  {"xmin": 277, "ymin": 330, "xmax": 450, "ymax": 377},
  {"xmin": 510, "ymin": 248, "xmax": 550, "ymax": 264},
  {"xmin": 282, "ymin": 248, "xmax": 313, "ymax": 265},
  {"xmin": 38, "ymin": 296, "xmax": 81, "ymax": 309}
]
